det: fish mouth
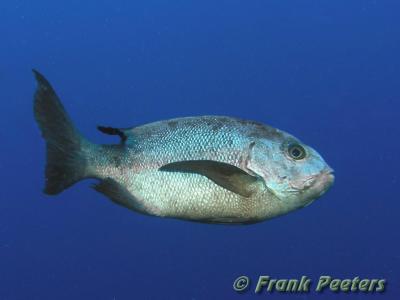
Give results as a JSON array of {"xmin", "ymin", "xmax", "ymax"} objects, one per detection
[{"xmin": 312, "ymin": 168, "xmax": 335, "ymax": 197}]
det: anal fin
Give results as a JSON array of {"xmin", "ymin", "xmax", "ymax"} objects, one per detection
[{"xmin": 92, "ymin": 178, "xmax": 145, "ymax": 212}]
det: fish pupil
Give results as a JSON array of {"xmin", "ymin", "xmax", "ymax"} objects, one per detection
[{"xmin": 292, "ymin": 148, "xmax": 301, "ymax": 157}]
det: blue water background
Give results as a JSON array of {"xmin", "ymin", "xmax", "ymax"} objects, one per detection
[{"xmin": 1, "ymin": 1, "xmax": 399, "ymax": 299}]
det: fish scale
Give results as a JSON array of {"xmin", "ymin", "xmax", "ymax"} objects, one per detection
[{"xmin": 94, "ymin": 117, "xmax": 264, "ymax": 221}]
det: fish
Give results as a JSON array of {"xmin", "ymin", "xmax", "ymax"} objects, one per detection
[{"xmin": 33, "ymin": 70, "xmax": 334, "ymax": 224}]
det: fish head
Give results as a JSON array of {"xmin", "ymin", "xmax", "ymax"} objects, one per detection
[{"xmin": 248, "ymin": 132, "xmax": 334, "ymax": 210}]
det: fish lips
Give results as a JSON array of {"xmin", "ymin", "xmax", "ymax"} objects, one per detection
[{"xmin": 312, "ymin": 168, "xmax": 335, "ymax": 198}]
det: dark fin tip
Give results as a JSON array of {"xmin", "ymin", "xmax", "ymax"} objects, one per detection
[
  {"xmin": 97, "ymin": 126, "xmax": 127, "ymax": 142},
  {"xmin": 32, "ymin": 69, "xmax": 49, "ymax": 86}
]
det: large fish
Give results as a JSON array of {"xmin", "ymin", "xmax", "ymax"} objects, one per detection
[{"xmin": 33, "ymin": 70, "xmax": 334, "ymax": 224}]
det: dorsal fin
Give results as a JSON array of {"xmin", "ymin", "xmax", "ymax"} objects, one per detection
[{"xmin": 97, "ymin": 126, "xmax": 127, "ymax": 142}]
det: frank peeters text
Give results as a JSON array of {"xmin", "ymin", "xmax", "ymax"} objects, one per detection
[{"xmin": 232, "ymin": 275, "xmax": 386, "ymax": 294}]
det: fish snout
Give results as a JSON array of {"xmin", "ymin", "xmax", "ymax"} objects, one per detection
[{"xmin": 313, "ymin": 168, "xmax": 335, "ymax": 197}]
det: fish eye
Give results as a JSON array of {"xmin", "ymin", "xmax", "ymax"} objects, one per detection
[{"xmin": 287, "ymin": 143, "xmax": 306, "ymax": 160}]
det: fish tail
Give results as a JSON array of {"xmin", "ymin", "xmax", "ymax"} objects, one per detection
[{"xmin": 33, "ymin": 69, "xmax": 92, "ymax": 195}]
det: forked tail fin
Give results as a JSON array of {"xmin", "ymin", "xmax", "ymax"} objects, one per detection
[{"xmin": 33, "ymin": 69, "xmax": 90, "ymax": 195}]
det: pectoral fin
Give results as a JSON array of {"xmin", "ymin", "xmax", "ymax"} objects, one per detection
[{"xmin": 159, "ymin": 160, "xmax": 263, "ymax": 197}]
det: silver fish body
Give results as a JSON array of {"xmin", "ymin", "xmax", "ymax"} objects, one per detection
[{"xmin": 33, "ymin": 70, "xmax": 334, "ymax": 224}]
